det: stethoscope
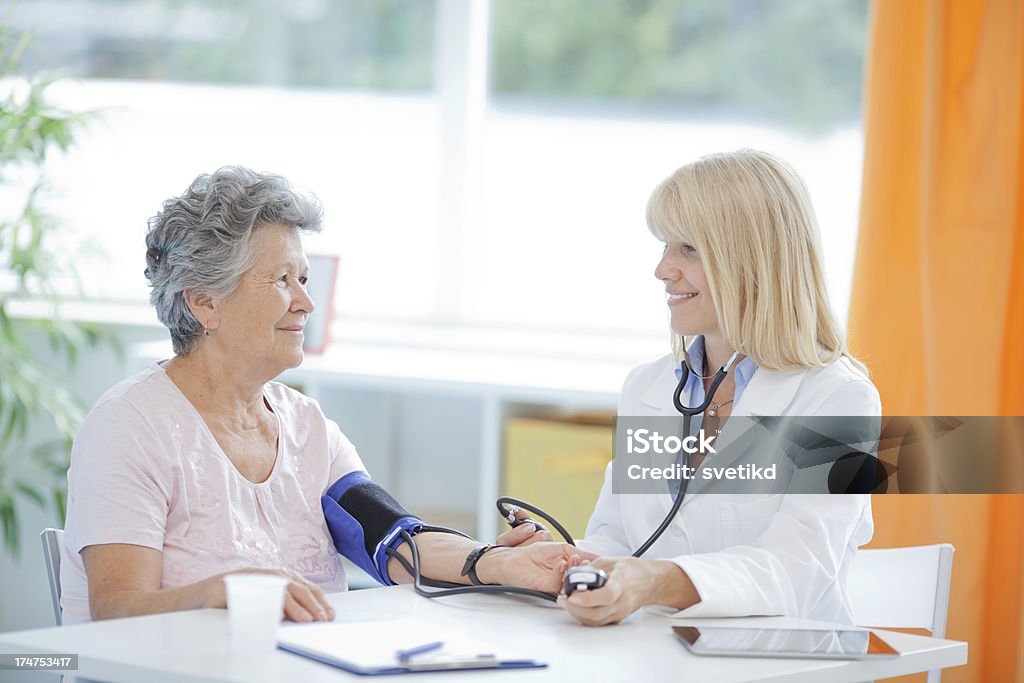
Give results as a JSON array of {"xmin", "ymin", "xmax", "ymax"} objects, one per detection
[{"xmin": 401, "ymin": 348, "xmax": 741, "ymax": 602}]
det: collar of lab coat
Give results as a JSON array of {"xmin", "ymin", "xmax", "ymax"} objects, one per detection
[
  {"xmin": 639, "ymin": 357, "xmax": 807, "ymax": 418},
  {"xmin": 637, "ymin": 357, "xmax": 808, "ymax": 508}
]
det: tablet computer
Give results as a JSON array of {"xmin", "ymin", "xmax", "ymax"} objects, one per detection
[{"xmin": 673, "ymin": 626, "xmax": 900, "ymax": 660}]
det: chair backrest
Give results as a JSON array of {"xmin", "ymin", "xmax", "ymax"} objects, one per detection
[
  {"xmin": 849, "ymin": 544, "xmax": 954, "ymax": 638},
  {"xmin": 40, "ymin": 528, "xmax": 64, "ymax": 626}
]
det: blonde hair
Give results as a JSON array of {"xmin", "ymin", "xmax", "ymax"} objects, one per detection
[{"xmin": 646, "ymin": 149, "xmax": 867, "ymax": 375}]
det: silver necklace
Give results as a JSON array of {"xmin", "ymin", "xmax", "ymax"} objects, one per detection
[{"xmin": 707, "ymin": 398, "xmax": 734, "ymax": 417}]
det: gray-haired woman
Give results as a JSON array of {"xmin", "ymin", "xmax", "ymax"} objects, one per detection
[{"xmin": 60, "ymin": 167, "xmax": 589, "ymax": 625}]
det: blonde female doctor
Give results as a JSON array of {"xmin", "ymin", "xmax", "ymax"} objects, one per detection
[{"xmin": 501, "ymin": 149, "xmax": 880, "ymax": 626}]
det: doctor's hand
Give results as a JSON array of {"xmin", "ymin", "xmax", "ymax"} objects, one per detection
[
  {"xmin": 557, "ymin": 557, "xmax": 700, "ymax": 627},
  {"xmin": 495, "ymin": 507, "xmax": 554, "ymax": 547},
  {"xmin": 476, "ymin": 542, "xmax": 596, "ymax": 594}
]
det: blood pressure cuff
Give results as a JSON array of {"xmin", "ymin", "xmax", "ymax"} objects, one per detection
[{"xmin": 321, "ymin": 471, "xmax": 423, "ymax": 586}]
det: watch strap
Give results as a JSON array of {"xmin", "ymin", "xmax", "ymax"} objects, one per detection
[{"xmin": 460, "ymin": 544, "xmax": 500, "ymax": 585}]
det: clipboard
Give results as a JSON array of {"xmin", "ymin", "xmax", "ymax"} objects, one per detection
[{"xmin": 276, "ymin": 619, "xmax": 547, "ymax": 675}]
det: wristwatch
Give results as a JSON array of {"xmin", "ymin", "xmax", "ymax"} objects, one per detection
[{"xmin": 460, "ymin": 544, "xmax": 501, "ymax": 585}]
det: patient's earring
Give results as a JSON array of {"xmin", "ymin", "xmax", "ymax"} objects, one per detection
[{"xmin": 204, "ymin": 327, "xmax": 210, "ymax": 336}]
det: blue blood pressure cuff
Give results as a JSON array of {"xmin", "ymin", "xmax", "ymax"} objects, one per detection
[{"xmin": 321, "ymin": 471, "xmax": 423, "ymax": 586}]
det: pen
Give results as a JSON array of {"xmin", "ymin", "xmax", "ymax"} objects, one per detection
[{"xmin": 396, "ymin": 641, "xmax": 444, "ymax": 662}]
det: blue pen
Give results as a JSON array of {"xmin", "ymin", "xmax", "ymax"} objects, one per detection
[{"xmin": 396, "ymin": 641, "xmax": 444, "ymax": 662}]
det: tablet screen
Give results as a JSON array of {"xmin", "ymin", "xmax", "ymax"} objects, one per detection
[{"xmin": 673, "ymin": 626, "xmax": 900, "ymax": 660}]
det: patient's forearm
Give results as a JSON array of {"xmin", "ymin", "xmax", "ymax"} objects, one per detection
[
  {"xmin": 386, "ymin": 532, "xmax": 511, "ymax": 585},
  {"xmin": 90, "ymin": 576, "xmax": 219, "ymax": 621}
]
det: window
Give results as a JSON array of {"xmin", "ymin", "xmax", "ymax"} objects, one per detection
[
  {"xmin": 477, "ymin": 0, "xmax": 869, "ymax": 334},
  {"xmin": 491, "ymin": 0, "xmax": 867, "ymax": 130},
  {"xmin": 16, "ymin": 0, "xmax": 435, "ymax": 90},
  {"xmin": 9, "ymin": 0, "xmax": 870, "ymax": 344}
]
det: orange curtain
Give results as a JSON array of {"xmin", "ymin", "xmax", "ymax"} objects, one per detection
[{"xmin": 849, "ymin": 1, "xmax": 1024, "ymax": 681}]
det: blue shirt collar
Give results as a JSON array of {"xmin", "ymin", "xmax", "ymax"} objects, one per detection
[{"xmin": 672, "ymin": 335, "xmax": 758, "ymax": 408}]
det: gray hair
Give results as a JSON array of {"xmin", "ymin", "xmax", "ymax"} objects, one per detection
[{"xmin": 144, "ymin": 166, "xmax": 323, "ymax": 356}]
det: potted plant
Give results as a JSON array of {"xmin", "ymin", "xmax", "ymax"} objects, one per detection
[{"xmin": 0, "ymin": 21, "xmax": 113, "ymax": 554}]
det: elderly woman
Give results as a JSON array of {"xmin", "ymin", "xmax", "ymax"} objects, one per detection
[{"xmin": 59, "ymin": 167, "xmax": 587, "ymax": 625}]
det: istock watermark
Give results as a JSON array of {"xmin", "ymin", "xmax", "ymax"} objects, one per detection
[
  {"xmin": 612, "ymin": 416, "xmax": 1024, "ymax": 495},
  {"xmin": 625, "ymin": 428, "xmax": 719, "ymax": 455}
]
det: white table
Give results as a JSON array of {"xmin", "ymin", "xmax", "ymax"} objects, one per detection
[{"xmin": 0, "ymin": 586, "xmax": 966, "ymax": 682}]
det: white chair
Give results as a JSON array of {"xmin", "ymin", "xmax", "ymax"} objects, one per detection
[
  {"xmin": 849, "ymin": 544, "xmax": 954, "ymax": 683},
  {"xmin": 40, "ymin": 528, "xmax": 65, "ymax": 626}
]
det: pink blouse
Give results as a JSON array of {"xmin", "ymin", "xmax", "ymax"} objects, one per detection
[{"xmin": 60, "ymin": 362, "xmax": 365, "ymax": 625}]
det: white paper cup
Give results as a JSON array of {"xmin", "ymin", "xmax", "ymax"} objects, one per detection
[{"xmin": 223, "ymin": 573, "xmax": 289, "ymax": 654}]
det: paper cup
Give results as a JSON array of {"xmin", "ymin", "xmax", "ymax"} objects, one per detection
[{"xmin": 223, "ymin": 574, "xmax": 289, "ymax": 654}]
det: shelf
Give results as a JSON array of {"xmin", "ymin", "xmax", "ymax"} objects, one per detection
[{"xmin": 131, "ymin": 339, "xmax": 628, "ymax": 405}]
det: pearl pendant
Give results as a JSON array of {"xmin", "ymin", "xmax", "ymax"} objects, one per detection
[{"xmin": 707, "ymin": 408, "xmax": 717, "ymax": 417}]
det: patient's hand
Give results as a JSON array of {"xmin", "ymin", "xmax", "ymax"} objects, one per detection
[
  {"xmin": 495, "ymin": 507, "xmax": 555, "ymax": 547},
  {"xmin": 212, "ymin": 568, "xmax": 335, "ymax": 623},
  {"xmin": 476, "ymin": 542, "xmax": 595, "ymax": 594}
]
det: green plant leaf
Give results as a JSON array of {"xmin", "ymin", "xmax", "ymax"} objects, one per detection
[
  {"xmin": 14, "ymin": 480, "xmax": 45, "ymax": 508},
  {"xmin": 0, "ymin": 398, "xmax": 27, "ymax": 451},
  {"xmin": 53, "ymin": 488, "xmax": 66, "ymax": 524},
  {"xmin": 0, "ymin": 18, "xmax": 109, "ymax": 554},
  {"xmin": 0, "ymin": 489, "xmax": 19, "ymax": 556},
  {"xmin": 2, "ymin": 25, "xmax": 32, "ymax": 74}
]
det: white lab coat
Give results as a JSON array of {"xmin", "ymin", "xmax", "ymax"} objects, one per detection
[{"xmin": 579, "ymin": 352, "xmax": 881, "ymax": 623}]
